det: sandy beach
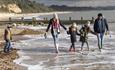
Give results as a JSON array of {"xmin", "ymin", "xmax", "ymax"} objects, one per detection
[
  {"xmin": 0, "ymin": 25, "xmax": 24, "ymax": 70},
  {"xmin": 0, "ymin": 25, "xmax": 45, "ymax": 70}
]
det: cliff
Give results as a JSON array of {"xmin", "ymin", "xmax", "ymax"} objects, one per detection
[{"xmin": 0, "ymin": 0, "xmax": 53, "ymax": 13}]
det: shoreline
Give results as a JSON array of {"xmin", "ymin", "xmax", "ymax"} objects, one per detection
[
  {"xmin": 0, "ymin": 25, "xmax": 44, "ymax": 70},
  {"xmin": 0, "ymin": 11, "xmax": 72, "ymax": 21},
  {"xmin": 12, "ymin": 24, "xmax": 115, "ymax": 70},
  {"xmin": 0, "ymin": 25, "xmax": 26, "ymax": 70}
]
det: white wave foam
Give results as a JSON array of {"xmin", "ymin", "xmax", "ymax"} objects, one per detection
[
  {"xmin": 14, "ymin": 50, "xmax": 44, "ymax": 70},
  {"xmin": 17, "ymin": 25, "xmax": 47, "ymax": 30},
  {"xmin": 14, "ymin": 51, "xmax": 31, "ymax": 64},
  {"xmin": 28, "ymin": 64, "xmax": 44, "ymax": 70}
]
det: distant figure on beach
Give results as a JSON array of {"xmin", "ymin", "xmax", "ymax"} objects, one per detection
[
  {"xmin": 4, "ymin": 24, "xmax": 13, "ymax": 53},
  {"xmin": 45, "ymin": 13, "xmax": 67, "ymax": 53},
  {"xmin": 79, "ymin": 21, "xmax": 94, "ymax": 51},
  {"xmin": 67, "ymin": 22, "xmax": 80, "ymax": 52},
  {"xmin": 94, "ymin": 13, "xmax": 109, "ymax": 51}
]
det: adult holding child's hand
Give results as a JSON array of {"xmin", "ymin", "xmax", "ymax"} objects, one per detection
[{"xmin": 93, "ymin": 13, "xmax": 109, "ymax": 51}]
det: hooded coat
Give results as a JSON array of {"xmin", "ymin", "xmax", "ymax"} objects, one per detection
[{"xmin": 68, "ymin": 26, "xmax": 80, "ymax": 43}]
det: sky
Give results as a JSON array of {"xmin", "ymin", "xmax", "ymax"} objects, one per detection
[{"xmin": 31, "ymin": 0, "xmax": 115, "ymax": 7}]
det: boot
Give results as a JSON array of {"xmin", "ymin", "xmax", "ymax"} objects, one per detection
[
  {"xmin": 69, "ymin": 45, "xmax": 73, "ymax": 52},
  {"xmin": 73, "ymin": 48, "xmax": 75, "ymax": 52}
]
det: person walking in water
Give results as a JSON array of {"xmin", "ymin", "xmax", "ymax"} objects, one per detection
[
  {"xmin": 67, "ymin": 22, "xmax": 80, "ymax": 52},
  {"xmin": 45, "ymin": 13, "xmax": 67, "ymax": 53},
  {"xmin": 4, "ymin": 24, "xmax": 12, "ymax": 53},
  {"xmin": 94, "ymin": 13, "xmax": 109, "ymax": 51},
  {"xmin": 79, "ymin": 21, "xmax": 94, "ymax": 51}
]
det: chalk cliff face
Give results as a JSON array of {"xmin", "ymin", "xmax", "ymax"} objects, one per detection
[
  {"xmin": 7, "ymin": 4, "xmax": 22, "ymax": 13},
  {"xmin": 0, "ymin": 0, "xmax": 53, "ymax": 13},
  {"xmin": 0, "ymin": 4, "xmax": 21, "ymax": 13}
]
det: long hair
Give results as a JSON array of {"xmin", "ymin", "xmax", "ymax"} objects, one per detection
[{"xmin": 52, "ymin": 13, "xmax": 60, "ymax": 29}]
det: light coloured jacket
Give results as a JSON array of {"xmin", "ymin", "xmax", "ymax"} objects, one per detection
[{"xmin": 4, "ymin": 28, "xmax": 12, "ymax": 40}]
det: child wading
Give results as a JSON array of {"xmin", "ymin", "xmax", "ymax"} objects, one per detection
[
  {"xmin": 67, "ymin": 22, "xmax": 80, "ymax": 52},
  {"xmin": 79, "ymin": 21, "xmax": 94, "ymax": 51}
]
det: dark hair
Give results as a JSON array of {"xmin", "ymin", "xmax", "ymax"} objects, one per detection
[{"xmin": 98, "ymin": 13, "xmax": 103, "ymax": 17}]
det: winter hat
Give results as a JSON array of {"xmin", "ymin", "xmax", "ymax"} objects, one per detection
[
  {"xmin": 87, "ymin": 21, "xmax": 91, "ymax": 27},
  {"xmin": 7, "ymin": 23, "xmax": 12, "ymax": 28},
  {"xmin": 72, "ymin": 22, "xmax": 77, "ymax": 27},
  {"xmin": 12, "ymin": 23, "xmax": 17, "ymax": 27}
]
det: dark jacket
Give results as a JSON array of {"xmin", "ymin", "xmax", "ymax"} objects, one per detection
[
  {"xmin": 67, "ymin": 26, "xmax": 80, "ymax": 43},
  {"xmin": 46, "ymin": 18, "xmax": 67, "ymax": 35},
  {"xmin": 79, "ymin": 26, "xmax": 90, "ymax": 42},
  {"xmin": 94, "ymin": 18, "xmax": 109, "ymax": 33},
  {"xmin": 80, "ymin": 25, "xmax": 95, "ymax": 42}
]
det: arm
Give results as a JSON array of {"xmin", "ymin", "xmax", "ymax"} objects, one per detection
[
  {"xmin": 46, "ymin": 19, "xmax": 52, "ymax": 32},
  {"xmin": 76, "ymin": 32, "xmax": 80, "ymax": 36},
  {"xmin": 4, "ymin": 29, "xmax": 7, "ymax": 40},
  {"xmin": 4, "ymin": 29, "xmax": 8, "ymax": 40},
  {"xmin": 89, "ymin": 28, "xmax": 97, "ymax": 35},
  {"xmin": 67, "ymin": 27, "xmax": 70, "ymax": 34},
  {"xmin": 76, "ymin": 28, "xmax": 80, "ymax": 36},
  {"xmin": 60, "ymin": 21, "xmax": 67, "ymax": 30},
  {"xmin": 93, "ymin": 19, "xmax": 97, "ymax": 33},
  {"xmin": 104, "ymin": 19, "xmax": 109, "ymax": 31},
  {"xmin": 10, "ymin": 30, "xmax": 12, "ymax": 40}
]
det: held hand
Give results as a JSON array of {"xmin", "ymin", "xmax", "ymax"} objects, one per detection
[
  {"xmin": 67, "ymin": 31, "xmax": 69, "ymax": 34},
  {"xmin": 94, "ymin": 32, "xmax": 98, "ymax": 35},
  {"xmin": 105, "ymin": 31, "xmax": 109, "ymax": 35},
  {"xmin": 10, "ymin": 37, "xmax": 12, "ymax": 41},
  {"xmin": 105, "ymin": 31, "xmax": 112, "ymax": 38}
]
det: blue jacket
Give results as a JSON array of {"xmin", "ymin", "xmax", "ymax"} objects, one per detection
[{"xmin": 93, "ymin": 18, "xmax": 109, "ymax": 33}]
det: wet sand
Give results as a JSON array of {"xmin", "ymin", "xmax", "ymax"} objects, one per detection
[
  {"xmin": 0, "ymin": 25, "xmax": 44, "ymax": 70},
  {"xmin": 0, "ymin": 47, "xmax": 27, "ymax": 70},
  {"xmin": 0, "ymin": 24, "xmax": 114, "ymax": 70},
  {"xmin": 0, "ymin": 26, "xmax": 25, "ymax": 70}
]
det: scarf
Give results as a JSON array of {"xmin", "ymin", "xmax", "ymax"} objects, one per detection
[{"xmin": 52, "ymin": 19, "xmax": 60, "ymax": 29}]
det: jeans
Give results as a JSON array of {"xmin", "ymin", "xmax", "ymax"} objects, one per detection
[
  {"xmin": 4, "ymin": 39, "xmax": 12, "ymax": 53},
  {"xmin": 52, "ymin": 32, "xmax": 59, "ymax": 53},
  {"xmin": 81, "ymin": 41, "xmax": 89, "ymax": 51},
  {"xmin": 97, "ymin": 33, "xmax": 104, "ymax": 49}
]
